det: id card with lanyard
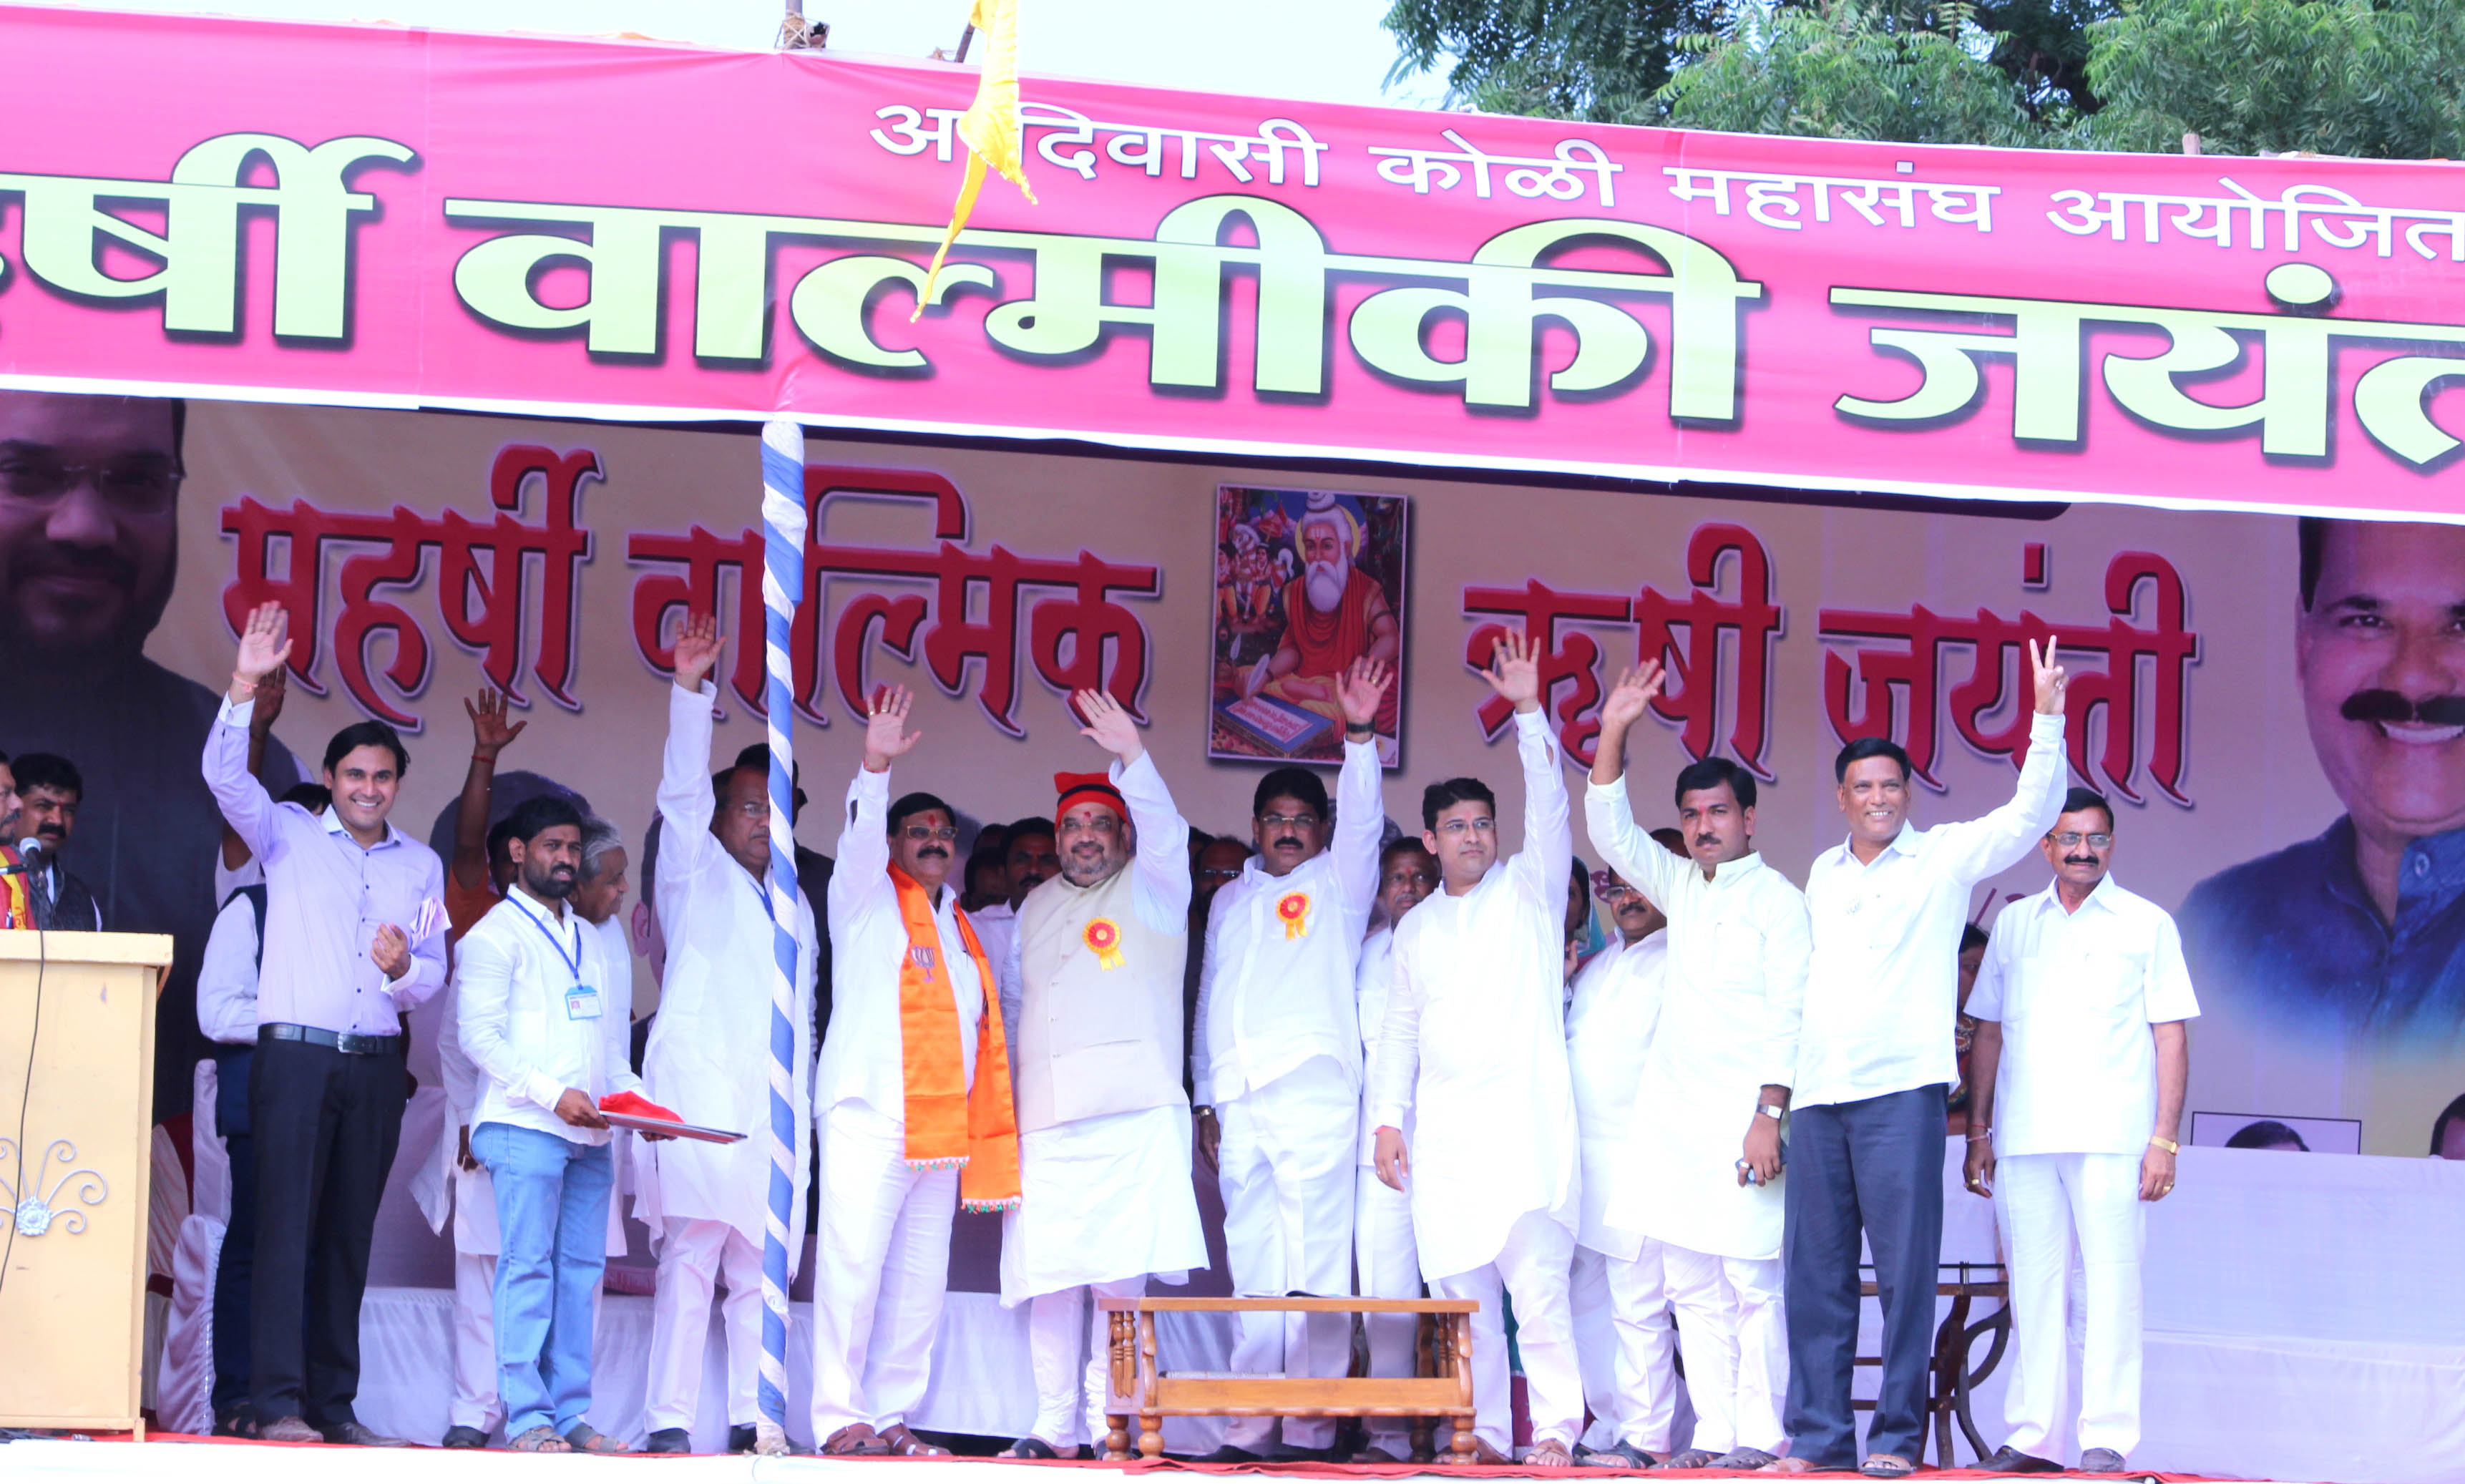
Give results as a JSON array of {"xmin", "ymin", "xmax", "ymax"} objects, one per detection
[{"xmin": 509, "ymin": 893, "xmax": 599, "ymax": 1021}]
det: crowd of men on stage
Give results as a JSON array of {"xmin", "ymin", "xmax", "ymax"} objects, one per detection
[{"xmin": 0, "ymin": 590, "xmax": 2194, "ymax": 1473}]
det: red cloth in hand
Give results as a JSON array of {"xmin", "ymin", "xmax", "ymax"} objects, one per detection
[{"xmin": 599, "ymin": 1090, "xmax": 683, "ymax": 1122}]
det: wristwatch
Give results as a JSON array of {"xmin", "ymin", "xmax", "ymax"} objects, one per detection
[{"xmin": 1757, "ymin": 1103, "xmax": 1786, "ymax": 1121}]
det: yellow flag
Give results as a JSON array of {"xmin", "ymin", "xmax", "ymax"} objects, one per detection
[{"xmin": 914, "ymin": 0, "xmax": 1035, "ymax": 320}]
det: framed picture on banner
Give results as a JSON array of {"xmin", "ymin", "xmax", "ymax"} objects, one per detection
[
  {"xmin": 1209, "ymin": 484, "xmax": 1408, "ymax": 767},
  {"xmin": 2189, "ymin": 1111, "xmax": 2364, "ymax": 1155}
]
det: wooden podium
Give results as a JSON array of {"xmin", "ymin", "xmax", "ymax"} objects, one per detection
[{"xmin": 0, "ymin": 931, "xmax": 172, "ymax": 1437}]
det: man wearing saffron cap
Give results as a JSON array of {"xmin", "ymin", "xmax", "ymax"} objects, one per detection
[
  {"xmin": 999, "ymin": 688, "xmax": 1206, "ymax": 1459},
  {"xmin": 1241, "ymin": 493, "xmax": 1400, "ymax": 741},
  {"xmin": 809, "ymin": 684, "xmax": 1018, "ymax": 1456}
]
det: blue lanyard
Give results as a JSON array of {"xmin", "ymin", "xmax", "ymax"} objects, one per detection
[{"xmin": 507, "ymin": 893, "xmax": 583, "ymax": 984}]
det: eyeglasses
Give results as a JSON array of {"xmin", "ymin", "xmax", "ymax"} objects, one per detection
[
  {"xmin": 1432, "ymin": 817, "xmax": 1494, "ymax": 836},
  {"xmin": 1258, "ymin": 812, "xmax": 1320, "ymax": 831},
  {"xmin": 1198, "ymin": 867, "xmax": 1244, "ymax": 883},
  {"xmin": 726, "ymin": 799, "xmax": 771, "ymax": 819},
  {"xmin": 899, "ymin": 824, "xmax": 960, "ymax": 843},
  {"xmin": 0, "ymin": 458, "xmax": 185, "ymax": 515},
  {"xmin": 1600, "ymin": 882, "xmax": 1641, "ymax": 900},
  {"xmin": 2050, "ymin": 831, "xmax": 2113, "ymax": 849}
]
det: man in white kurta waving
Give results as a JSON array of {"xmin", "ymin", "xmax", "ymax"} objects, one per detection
[
  {"xmin": 1586, "ymin": 663, "xmax": 1812, "ymax": 1470},
  {"xmin": 1191, "ymin": 658, "xmax": 1390, "ymax": 1462},
  {"xmin": 635, "ymin": 615, "xmax": 818, "ymax": 1457},
  {"xmin": 1000, "ymin": 689, "xmax": 1207, "ymax": 1460},
  {"xmin": 809, "ymin": 684, "xmax": 1017, "ymax": 1457},
  {"xmin": 1370, "ymin": 630, "xmax": 1583, "ymax": 1468}
]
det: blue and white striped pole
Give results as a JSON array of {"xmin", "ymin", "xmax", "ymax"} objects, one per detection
[{"xmin": 755, "ymin": 417, "xmax": 808, "ymax": 1437}]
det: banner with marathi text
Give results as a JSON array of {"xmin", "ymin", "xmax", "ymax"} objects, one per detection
[{"xmin": 5, "ymin": 6, "xmax": 2465, "ymax": 519}]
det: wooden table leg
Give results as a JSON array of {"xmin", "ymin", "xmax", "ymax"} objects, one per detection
[
  {"xmin": 1136, "ymin": 1312, "xmax": 1164, "ymax": 1459},
  {"xmin": 1450, "ymin": 1311, "xmax": 1478, "ymax": 1465}
]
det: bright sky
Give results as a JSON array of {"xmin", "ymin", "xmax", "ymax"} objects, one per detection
[{"xmin": 23, "ymin": 0, "xmax": 1445, "ymax": 108}]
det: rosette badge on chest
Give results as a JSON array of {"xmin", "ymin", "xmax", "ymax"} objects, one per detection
[
  {"xmin": 1277, "ymin": 889, "xmax": 1312, "ymax": 939},
  {"xmin": 1084, "ymin": 916, "xmax": 1125, "ymax": 969}
]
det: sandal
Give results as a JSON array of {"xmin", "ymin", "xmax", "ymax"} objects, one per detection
[
  {"xmin": 1576, "ymin": 1440, "xmax": 1657, "ymax": 1469},
  {"xmin": 880, "ymin": 1425, "xmax": 952, "ymax": 1457},
  {"xmin": 825, "ymin": 1423, "xmax": 892, "ymax": 1456},
  {"xmin": 998, "ymin": 1435, "xmax": 1089, "ymax": 1460},
  {"xmin": 563, "ymin": 1424, "xmax": 630, "ymax": 1454},
  {"xmin": 1716, "ymin": 1449, "xmax": 1780, "ymax": 1470},
  {"xmin": 1758, "ymin": 1460, "xmax": 1824, "ymax": 1475},
  {"xmin": 1526, "ymin": 1439, "xmax": 1578, "ymax": 1469},
  {"xmin": 508, "ymin": 1425, "xmax": 571, "ymax": 1453},
  {"xmin": 1860, "ymin": 1455, "xmax": 1916, "ymax": 1479},
  {"xmin": 1666, "ymin": 1450, "xmax": 1724, "ymax": 1470}
]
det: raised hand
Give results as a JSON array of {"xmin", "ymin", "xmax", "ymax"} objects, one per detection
[
  {"xmin": 2029, "ymin": 636, "xmax": 2069, "ymax": 716},
  {"xmin": 670, "ymin": 612, "xmax": 723, "ymax": 691},
  {"xmin": 1478, "ymin": 628, "xmax": 1543, "ymax": 716},
  {"xmin": 1599, "ymin": 661, "xmax": 1664, "ymax": 734},
  {"xmin": 465, "ymin": 688, "xmax": 528, "ymax": 761},
  {"xmin": 1073, "ymin": 688, "xmax": 1144, "ymax": 766},
  {"xmin": 233, "ymin": 602, "xmax": 293, "ymax": 690},
  {"xmin": 1335, "ymin": 656, "xmax": 1392, "ymax": 731},
  {"xmin": 861, "ymin": 684, "xmax": 923, "ymax": 772}
]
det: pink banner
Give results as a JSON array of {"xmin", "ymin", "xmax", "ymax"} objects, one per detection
[{"xmin": 4, "ymin": 5, "xmax": 2464, "ymax": 519}]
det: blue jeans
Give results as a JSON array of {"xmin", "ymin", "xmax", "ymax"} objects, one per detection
[{"xmin": 474, "ymin": 1121, "xmax": 613, "ymax": 1437}]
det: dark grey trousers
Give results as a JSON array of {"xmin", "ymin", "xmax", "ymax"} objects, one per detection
[{"xmin": 1782, "ymin": 1085, "xmax": 1947, "ymax": 1468}]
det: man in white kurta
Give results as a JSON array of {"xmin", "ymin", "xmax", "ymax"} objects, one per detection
[
  {"xmin": 1370, "ymin": 633, "xmax": 1583, "ymax": 1466},
  {"xmin": 809, "ymin": 687, "xmax": 1005, "ymax": 1456},
  {"xmin": 635, "ymin": 620, "xmax": 816, "ymax": 1455},
  {"xmin": 1000, "ymin": 689, "xmax": 1207, "ymax": 1458},
  {"xmin": 1963, "ymin": 789, "xmax": 2197, "ymax": 1475},
  {"xmin": 1586, "ymin": 683, "xmax": 1811, "ymax": 1470},
  {"xmin": 1191, "ymin": 658, "xmax": 1389, "ymax": 1459},
  {"xmin": 1353, "ymin": 838, "xmax": 1436, "ymax": 1462},
  {"xmin": 1563, "ymin": 861, "xmax": 1681, "ymax": 1467}
]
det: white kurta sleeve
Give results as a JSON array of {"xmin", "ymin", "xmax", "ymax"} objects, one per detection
[
  {"xmin": 657, "ymin": 680, "xmax": 725, "ymax": 881},
  {"xmin": 2143, "ymin": 909, "xmax": 2201, "ymax": 1023},
  {"xmin": 829, "ymin": 763, "xmax": 893, "ymax": 929},
  {"xmin": 1583, "ymin": 771, "xmax": 1688, "ymax": 913},
  {"xmin": 1368, "ymin": 926, "xmax": 1424, "ymax": 1132},
  {"xmin": 1752, "ymin": 882, "xmax": 1813, "ymax": 1091},
  {"xmin": 1966, "ymin": 916, "xmax": 2016, "ymax": 1024},
  {"xmin": 1932, "ymin": 711, "xmax": 2069, "ymax": 887},
  {"xmin": 1504, "ymin": 709, "xmax": 1571, "ymax": 912},
  {"xmin": 1329, "ymin": 736, "xmax": 1385, "ymax": 912},
  {"xmin": 1116, "ymin": 751, "xmax": 1192, "ymax": 930},
  {"xmin": 594, "ymin": 932, "xmax": 647, "ymax": 1102},
  {"xmin": 195, "ymin": 897, "xmax": 261, "ymax": 1045},
  {"xmin": 1191, "ymin": 886, "xmax": 1231, "ymax": 1105}
]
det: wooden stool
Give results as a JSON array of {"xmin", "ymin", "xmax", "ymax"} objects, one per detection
[{"xmin": 1096, "ymin": 1296, "xmax": 1479, "ymax": 1463}]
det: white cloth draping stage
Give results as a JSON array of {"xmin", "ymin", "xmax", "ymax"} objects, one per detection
[{"xmin": 157, "ymin": 1078, "xmax": 2464, "ymax": 1481}]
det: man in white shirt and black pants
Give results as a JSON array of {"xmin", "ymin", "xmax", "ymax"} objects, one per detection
[
  {"xmin": 1191, "ymin": 658, "xmax": 1390, "ymax": 1462},
  {"xmin": 1774, "ymin": 641, "xmax": 2069, "ymax": 1479},
  {"xmin": 454, "ymin": 794, "xmax": 651, "ymax": 1453},
  {"xmin": 1963, "ymin": 787, "xmax": 2196, "ymax": 1475}
]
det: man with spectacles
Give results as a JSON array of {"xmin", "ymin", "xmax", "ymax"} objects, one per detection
[
  {"xmin": 809, "ymin": 684, "xmax": 1017, "ymax": 1456},
  {"xmin": 0, "ymin": 391, "xmax": 301, "ymax": 1112},
  {"xmin": 635, "ymin": 614, "xmax": 818, "ymax": 1456},
  {"xmin": 1187, "ymin": 657, "xmax": 1391, "ymax": 1461},
  {"xmin": 1961, "ymin": 787, "xmax": 2197, "ymax": 1476}
]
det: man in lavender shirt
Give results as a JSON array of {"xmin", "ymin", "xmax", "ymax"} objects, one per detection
[{"xmin": 203, "ymin": 601, "xmax": 449, "ymax": 1446}]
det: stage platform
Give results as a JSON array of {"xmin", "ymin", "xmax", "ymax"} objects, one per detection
[{"xmin": 0, "ymin": 1437, "xmax": 2285, "ymax": 1484}]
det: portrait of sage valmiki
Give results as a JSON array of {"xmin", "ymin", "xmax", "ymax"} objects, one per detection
[{"xmin": 1210, "ymin": 484, "xmax": 1407, "ymax": 766}]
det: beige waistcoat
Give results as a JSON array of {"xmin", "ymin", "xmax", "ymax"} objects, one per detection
[{"xmin": 1014, "ymin": 861, "xmax": 1188, "ymax": 1133}]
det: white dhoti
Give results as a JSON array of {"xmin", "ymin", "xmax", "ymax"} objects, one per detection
[
  {"xmin": 1996, "ymin": 1151, "xmax": 2144, "ymax": 1460},
  {"xmin": 1660, "ymin": 1243, "xmax": 1786, "ymax": 1455},
  {"xmin": 808, "ymin": 1101, "xmax": 960, "ymax": 1442},
  {"xmin": 645, "ymin": 1219, "xmax": 767, "ymax": 1432},
  {"xmin": 1216, "ymin": 1060, "xmax": 1357, "ymax": 1451},
  {"xmin": 1434, "ymin": 1207, "xmax": 1581, "ymax": 1454},
  {"xmin": 1572, "ymin": 1240, "xmax": 1678, "ymax": 1453},
  {"xmin": 449, "ymin": 1250, "xmax": 501, "ymax": 1433},
  {"xmin": 1026, "ymin": 1276, "xmax": 1146, "ymax": 1450},
  {"xmin": 1354, "ymin": 1166, "xmax": 1422, "ymax": 1456}
]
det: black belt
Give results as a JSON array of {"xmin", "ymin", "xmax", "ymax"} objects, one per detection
[{"xmin": 260, "ymin": 1022, "xmax": 402, "ymax": 1056}]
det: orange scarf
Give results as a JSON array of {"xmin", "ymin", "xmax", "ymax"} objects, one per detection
[
  {"xmin": 0, "ymin": 846, "xmax": 29, "ymax": 931},
  {"xmin": 892, "ymin": 865, "xmax": 1021, "ymax": 1213}
]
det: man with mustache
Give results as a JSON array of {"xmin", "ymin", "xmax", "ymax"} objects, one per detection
[
  {"xmin": 7, "ymin": 752, "xmax": 102, "ymax": 930},
  {"xmin": 999, "ymin": 688, "xmax": 1206, "ymax": 1460},
  {"xmin": 2180, "ymin": 518, "xmax": 2465, "ymax": 1045},
  {"xmin": 1561, "ymin": 837, "xmax": 1687, "ymax": 1469},
  {"xmin": 1, "ymin": 391, "xmax": 302, "ymax": 1103},
  {"xmin": 635, "ymin": 614, "xmax": 818, "ymax": 1457},
  {"xmin": 809, "ymin": 684, "xmax": 1017, "ymax": 1457},
  {"xmin": 1777, "ymin": 639, "xmax": 2069, "ymax": 1479},
  {"xmin": 454, "ymin": 794, "xmax": 648, "ymax": 1454},
  {"xmin": 1587, "ymin": 673, "xmax": 1812, "ymax": 1473},
  {"xmin": 1240, "ymin": 493, "xmax": 1401, "ymax": 746},
  {"xmin": 1188, "ymin": 657, "xmax": 1392, "ymax": 1461},
  {"xmin": 1961, "ymin": 788, "xmax": 2197, "ymax": 1475},
  {"xmin": 1352, "ymin": 837, "xmax": 1437, "ymax": 1463},
  {"xmin": 1370, "ymin": 631, "xmax": 1584, "ymax": 1468}
]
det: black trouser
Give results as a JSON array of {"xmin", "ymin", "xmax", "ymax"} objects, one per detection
[
  {"xmin": 1781, "ymin": 1085, "xmax": 1948, "ymax": 1468},
  {"xmin": 248, "ymin": 1036, "xmax": 406, "ymax": 1427},
  {"xmin": 210, "ymin": 1046, "xmax": 258, "ymax": 1421}
]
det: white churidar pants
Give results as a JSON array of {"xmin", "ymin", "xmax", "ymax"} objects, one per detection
[
  {"xmin": 1433, "ymin": 1207, "xmax": 1581, "ymax": 1454},
  {"xmin": 1354, "ymin": 1166, "xmax": 1422, "ymax": 1456},
  {"xmin": 1572, "ymin": 1241, "xmax": 1679, "ymax": 1452},
  {"xmin": 1028, "ymin": 1276, "xmax": 1146, "ymax": 1450},
  {"xmin": 1996, "ymin": 1151, "xmax": 2145, "ymax": 1460},
  {"xmin": 809, "ymin": 1102, "xmax": 960, "ymax": 1442},
  {"xmin": 1216, "ymin": 1060, "xmax": 1357, "ymax": 1451},
  {"xmin": 1660, "ymin": 1243, "xmax": 1787, "ymax": 1455},
  {"xmin": 645, "ymin": 1218, "xmax": 766, "ymax": 1431},
  {"xmin": 449, "ymin": 1251, "xmax": 500, "ymax": 1432}
]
